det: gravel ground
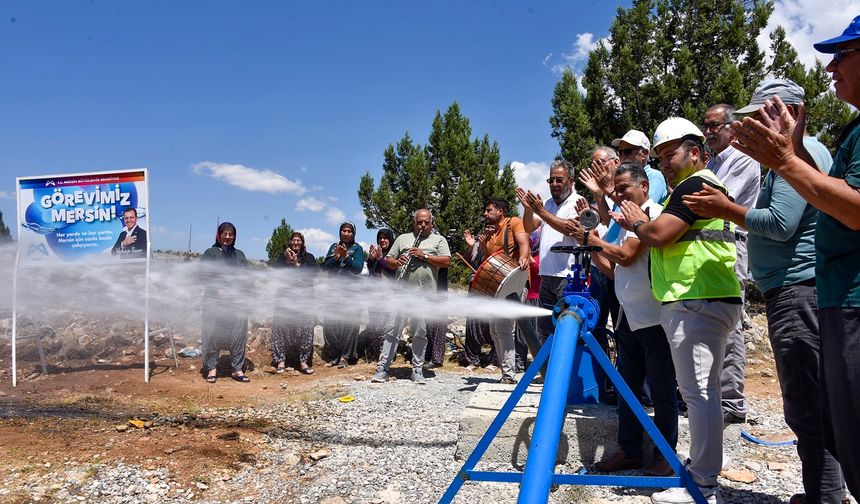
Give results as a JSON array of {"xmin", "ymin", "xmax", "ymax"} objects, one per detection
[{"xmin": 3, "ymin": 368, "xmax": 852, "ymax": 504}]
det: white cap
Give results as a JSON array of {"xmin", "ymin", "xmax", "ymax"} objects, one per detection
[
  {"xmin": 611, "ymin": 130, "xmax": 651, "ymax": 151},
  {"xmin": 650, "ymin": 118, "xmax": 705, "ymax": 156}
]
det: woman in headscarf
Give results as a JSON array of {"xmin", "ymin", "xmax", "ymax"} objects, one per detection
[
  {"xmin": 271, "ymin": 231, "xmax": 317, "ymax": 374},
  {"xmin": 360, "ymin": 228, "xmax": 396, "ymax": 361},
  {"xmin": 201, "ymin": 222, "xmax": 251, "ymax": 383},
  {"xmin": 320, "ymin": 222, "xmax": 365, "ymax": 368}
]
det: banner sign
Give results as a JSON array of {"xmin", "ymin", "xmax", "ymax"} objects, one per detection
[{"xmin": 16, "ymin": 169, "xmax": 150, "ymax": 267}]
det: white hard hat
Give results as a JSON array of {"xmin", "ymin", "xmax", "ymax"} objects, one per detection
[{"xmin": 650, "ymin": 117, "xmax": 705, "ymax": 156}]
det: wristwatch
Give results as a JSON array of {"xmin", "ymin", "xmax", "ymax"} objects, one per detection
[
  {"xmin": 422, "ymin": 252, "xmax": 429, "ymax": 261},
  {"xmin": 632, "ymin": 220, "xmax": 646, "ymax": 232}
]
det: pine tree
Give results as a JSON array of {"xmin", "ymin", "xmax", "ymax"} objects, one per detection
[
  {"xmin": 552, "ymin": 0, "xmax": 770, "ymax": 150},
  {"xmin": 359, "ymin": 102, "xmax": 517, "ymax": 284},
  {"xmin": 0, "ymin": 210, "xmax": 11, "ymax": 241},
  {"xmin": 550, "ymin": 69, "xmax": 594, "ymax": 167},
  {"xmin": 265, "ymin": 218, "xmax": 294, "ymax": 265}
]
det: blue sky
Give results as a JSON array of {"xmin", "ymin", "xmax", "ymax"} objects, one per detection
[{"xmin": 0, "ymin": 0, "xmax": 847, "ymax": 259}]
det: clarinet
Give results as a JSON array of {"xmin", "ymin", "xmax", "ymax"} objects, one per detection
[{"xmin": 396, "ymin": 233, "xmax": 424, "ymax": 282}]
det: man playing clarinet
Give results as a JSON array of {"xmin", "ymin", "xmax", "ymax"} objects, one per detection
[{"xmin": 371, "ymin": 208, "xmax": 451, "ymax": 384}]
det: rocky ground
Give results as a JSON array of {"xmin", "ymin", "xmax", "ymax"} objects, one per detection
[{"xmin": 0, "ymin": 312, "xmax": 853, "ymax": 503}]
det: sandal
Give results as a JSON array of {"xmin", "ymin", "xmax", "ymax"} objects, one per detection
[
  {"xmin": 300, "ymin": 367, "xmax": 315, "ymax": 375},
  {"xmin": 205, "ymin": 375, "xmax": 217, "ymax": 384},
  {"xmin": 337, "ymin": 358, "xmax": 348, "ymax": 369},
  {"xmin": 274, "ymin": 364, "xmax": 285, "ymax": 374},
  {"xmin": 231, "ymin": 374, "xmax": 251, "ymax": 383},
  {"xmin": 325, "ymin": 359, "xmax": 338, "ymax": 367}
]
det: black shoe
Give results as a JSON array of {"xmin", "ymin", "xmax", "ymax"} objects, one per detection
[
  {"xmin": 723, "ymin": 412, "xmax": 745, "ymax": 424},
  {"xmin": 499, "ymin": 376, "xmax": 518, "ymax": 385}
]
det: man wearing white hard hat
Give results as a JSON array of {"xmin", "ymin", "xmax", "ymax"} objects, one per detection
[
  {"xmin": 731, "ymin": 14, "xmax": 860, "ymax": 500},
  {"xmin": 620, "ymin": 117, "xmax": 741, "ymax": 504}
]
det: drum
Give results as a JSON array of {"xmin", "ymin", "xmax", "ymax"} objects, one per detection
[{"xmin": 470, "ymin": 250, "xmax": 528, "ymax": 300}]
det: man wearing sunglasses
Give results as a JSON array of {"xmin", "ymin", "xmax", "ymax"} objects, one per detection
[
  {"xmin": 517, "ymin": 159, "xmax": 587, "ymax": 347},
  {"xmin": 729, "ymin": 15, "xmax": 860, "ymax": 500},
  {"xmin": 701, "ymin": 102, "xmax": 762, "ymax": 428}
]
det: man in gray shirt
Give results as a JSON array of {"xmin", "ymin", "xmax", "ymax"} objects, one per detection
[
  {"xmin": 702, "ymin": 103, "xmax": 761, "ymax": 425},
  {"xmin": 372, "ymin": 209, "xmax": 451, "ymax": 384}
]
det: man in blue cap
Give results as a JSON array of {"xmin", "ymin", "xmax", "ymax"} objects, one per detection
[{"xmin": 731, "ymin": 15, "xmax": 860, "ymax": 500}]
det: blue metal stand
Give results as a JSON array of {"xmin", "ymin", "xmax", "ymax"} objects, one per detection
[{"xmin": 439, "ymin": 256, "xmax": 708, "ymax": 503}]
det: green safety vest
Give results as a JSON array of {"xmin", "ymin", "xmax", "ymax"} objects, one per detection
[{"xmin": 650, "ymin": 169, "xmax": 740, "ymax": 303}]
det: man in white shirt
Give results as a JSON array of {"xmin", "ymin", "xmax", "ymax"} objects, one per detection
[
  {"xmin": 517, "ymin": 159, "xmax": 586, "ymax": 344},
  {"xmin": 703, "ymin": 103, "xmax": 761, "ymax": 425},
  {"xmin": 572, "ymin": 163, "xmax": 678, "ymax": 477}
]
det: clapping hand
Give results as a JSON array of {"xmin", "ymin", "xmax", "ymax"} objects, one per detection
[
  {"xmin": 731, "ymin": 95, "xmax": 804, "ymax": 173},
  {"xmin": 682, "ymin": 184, "xmax": 730, "ymax": 219},
  {"xmin": 334, "ymin": 243, "xmax": 348, "ymax": 260},
  {"xmin": 516, "ymin": 187, "xmax": 543, "ymax": 213},
  {"xmin": 619, "ymin": 200, "xmax": 649, "ymax": 231}
]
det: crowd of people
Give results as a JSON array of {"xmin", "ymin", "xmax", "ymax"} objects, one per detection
[{"xmin": 193, "ymin": 17, "xmax": 860, "ymax": 504}]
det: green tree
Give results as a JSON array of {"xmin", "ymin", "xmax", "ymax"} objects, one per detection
[
  {"xmin": 553, "ymin": 0, "xmax": 771, "ymax": 165},
  {"xmin": 0, "ymin": 210, "xmax": 10, "ymax": 241},
  {"xmin": 550, "ymin": 69, "xmax": 595, "ymax": 168},
  {"xmin": 768, "ymin": 29, "xmax": 857, "ymax": 151},
  {"xmin": 359, "ymin": 102, "xmax": 517, "ymax": 285},
  {"xmin": 265, "ymin": 218, "xmax": 294, "ymax": 265}
]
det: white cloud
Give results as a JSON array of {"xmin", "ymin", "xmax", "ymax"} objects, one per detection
[
  {"xmin": 551, "ymin": 32, "xmax": 609, "ymax": 77},
  {"xmin": 758, "ymin": 1, "xmax": 857, "ymax": 72},
  {"xmin": 250, "ymin": 236, "xmax": 267, "ymax": 243},
  {"xmin": 511, "ymin": 161, "xmax": 551, "ymax": 203},
  {"xmin": 297, "ymin": 227, "xmax": 335, "ymax": 255},
  {"xmin": 325, "ymin": 207, "xmax": 346, "ymax": 224},
  {"xmin": 296, "ymin": 197, "xmax": 325, "ymax": 212},
  {"xmin": 0, "ymin": 191, "xmax": 11, "ymax": 199},
  {"xmin": 300, "ymin": 166, "xmax": 308, "ymax": 173},
  {"xmin": 192, "ymin": 161, "xmax": 306, "ymax": 195}
]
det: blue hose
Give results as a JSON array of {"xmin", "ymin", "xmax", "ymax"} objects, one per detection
[{"xmin": 740, "ymin": 430, "xmax": 796, "ymax": 447}]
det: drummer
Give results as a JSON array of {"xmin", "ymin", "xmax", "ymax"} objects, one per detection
[{"xmin": 474, "ymin": 198, "xmax": 530, "ymax": 384}]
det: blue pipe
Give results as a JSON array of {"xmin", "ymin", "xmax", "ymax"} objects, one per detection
[{"xmin": 517, "ymin": 311, "xmax": 583, "ymax": 503}]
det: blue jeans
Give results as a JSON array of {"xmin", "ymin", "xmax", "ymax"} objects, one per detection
[
  {"xmin": 616, "ymin": 314, "xmax": 678, "ymax": 458},
  {"xmin": 766, "ymin": 283, "xmax": 845, "ymax": 503}
]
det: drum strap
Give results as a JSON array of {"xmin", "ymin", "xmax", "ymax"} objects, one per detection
[{"xmin": 502, "ymin": 225, "xmax": 517, "ymax": 257}]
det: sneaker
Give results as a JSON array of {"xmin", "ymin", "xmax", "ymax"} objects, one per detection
[
  {"xmin": 651, "ymin": 486, "xmax": 719, "ymax": 504},
  {"xmin": 595, "ymin": 450, "xmax": 643, "ymax": 472},
  {"xmin": 411, "ymin": 368, "xmax": 426, "ymax": 385},
  {"xmin": 370, "ymin": 369, "xmax": 389, "ymax": 383},
  {"xmin": 499, "ymin": 376, "xmax": 518, "ymax": 385}
]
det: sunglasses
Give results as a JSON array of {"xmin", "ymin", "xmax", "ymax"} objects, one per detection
[
  {"xmin": 701, "ymin": 121, "xmax": 730, "ymax": 131},
  {"xmin": 618, "ymin": 147, "xmax": 641, "ymax": 156},
  {"xmin": 834, "ymin": 47, "xmax": 860, "ymax": 63},
  {"xmin": 546, "ymin": 177, "xmax": 568, "ymax": 184}
]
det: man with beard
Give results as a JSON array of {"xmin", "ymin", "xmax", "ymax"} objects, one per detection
[
  {"xmin": 517, "ymin": 160, "xmax": 586, "ymax": 346},
  {"xmin": 621, "ymin": 118, "xmax": 740, "ymax": 504},
  {"xmin": 702, "ymin": 103, "xmax": 761, "ymax": 426},
  {"xmin": 371, "ymin": 209, "xmax": 451, "ymax": 384},
  {"xmin": 474, "ymin": 198, "xmax": 530, "ymax": 384}
]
